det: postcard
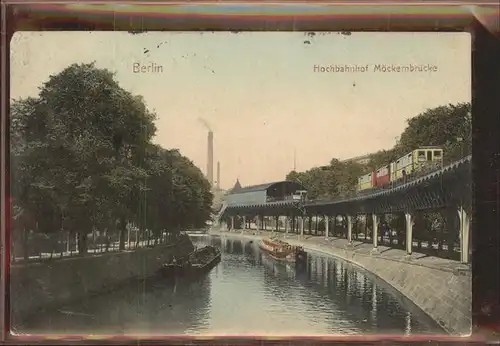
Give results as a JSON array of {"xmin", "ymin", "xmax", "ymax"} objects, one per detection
[{"xmin": 9, "ymin": 31, "xmax": 471, "ymax": 336}]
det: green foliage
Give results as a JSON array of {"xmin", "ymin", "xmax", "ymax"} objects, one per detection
[
  {"xmin": 286, "ymin": 102, "xmax": 471, "ymax": 200},
  {"xmin": 286, "ymin": 160, "xmax": 365, "ymax": 200},
  {"xmin": 396, "ymin": 102, "xmax": 471, "ymax": 164},
  {"xmin": 11, "ymin": 63, "xmax": 213, "ymax": 254}
]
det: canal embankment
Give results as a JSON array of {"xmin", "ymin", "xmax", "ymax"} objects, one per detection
[
  {"xmin": 10, "ymin": 235, "xmax": 194, "ymax": 326},
  {"xmin": 209, "ymin": 228, "xmax": 471, "ymax": 335}
]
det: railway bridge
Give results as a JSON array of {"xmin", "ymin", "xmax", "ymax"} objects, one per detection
[
  {"xmin": 215, "ymin": 155, "xmax": 472, "ymax": 334},
  {"xmin": 217, "ymin": 155, "xmax": 471, "ymax": 264}
]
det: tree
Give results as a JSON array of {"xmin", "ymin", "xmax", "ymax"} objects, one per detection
[
  {"xmin": 397, "ymin": 102, "xmax": 471, "ymax": 163},
  {"xmin": 285, "ymin": 101, "xmax": 471, "ymax": 256},
  {"xmin": 286, "ymin": 102, "xmax": 471, "ymax": 201},
  {"xmin": 365, "ymin": 149, "xmax": 397, "ymax": 171},
  {"xmin": 285, "ymin": 159, "xmax": 364, "ymax": 200},
  {"xmin": 10, "ymin": 63, "xmax": 213, "ymax": 259}
]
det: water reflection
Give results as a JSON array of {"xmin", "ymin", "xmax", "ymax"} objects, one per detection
[
  {"xmin": 208, "ymin": 235, "xmax": 442, "ymax": 334},
  {"xmin": 19, "ymin": 235, "xmax": 443, "ymax": 335},
  {"xmin": 18, "ymin": 270, "xmax": 213, "ymax": 334}
]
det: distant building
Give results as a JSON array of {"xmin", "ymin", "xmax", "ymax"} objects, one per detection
[
  {"xmin": 341, "ymin": 153, "xmax": 372, "ymax": 165},
  {"xmin": 228, "ymin": 179, "xmax": 242, "ymax": 194},
  {"xmin": 225, "ymin": 180, "xmax": 306, "ymax": 206}
]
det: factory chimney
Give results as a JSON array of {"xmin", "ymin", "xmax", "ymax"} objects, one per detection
[
  {"xmin": 216, "ymin": 161, "xmax": 220, "ymax": 189},
  {"xmin": 207, "ymin": 131, "xmax": 214, "ymax": 185}
]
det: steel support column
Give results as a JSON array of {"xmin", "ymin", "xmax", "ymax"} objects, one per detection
[
  {"xmin": 325, "ymin": 215, "xmax": 329, "ymax": 239},
  {"xmin": 331, "ymin": 216, "xmax": 336, "ymax": 237},
  {"xmin": 300, "ymin": 217, "xmax": 304, "ymax": 236},
  {"xmin": 405, "ymin": 212, "xmax": 414, "ymax": 256},
  {"xmin": 242, "ymin": 216, "xmax": 246, "ymax": 230},
  {"xmin": 458, "ymin": 206, "xmax": 471, "ymax": 264},
  {"xmin": 372, "ymin": 214, "xmax": 379, "ymax": 251},
  {"xmin": 347, "ymin": 215, "xmax": 353, "ymax": 244}
]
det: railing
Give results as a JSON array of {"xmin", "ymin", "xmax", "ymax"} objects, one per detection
[
  {"xmin": 307, "ymin": 216, "xmax": 463, "ymax": 261},
  {"xmin": 344, "ymin": 231, "xmax": 460, "ymax": 261},
  {"xmin": 266, "ymin": 195, "xmax": 301, "ymax": 203},
  {"xmin": 308, "ymin": 157, "xmax": 468, "ymax": 204},
  {"xmin": 11, "ymin": 230, "xmax": 187, "ymax": 264}
]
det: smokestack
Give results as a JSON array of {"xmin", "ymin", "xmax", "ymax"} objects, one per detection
[
  {"xmin": 217, "ymin": 161, "xmax": 220, "ymax": 189},
  {"xmin": 207, "ymin": 131, "xmax": 214, "ymax": 185}
]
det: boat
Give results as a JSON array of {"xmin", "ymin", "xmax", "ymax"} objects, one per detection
[
  {"xmin": 259, "ymin": 237, "xmax": 307, "ymax": 265},
  {"xmin": 159, "ymin": 245, "xmax": 221, "ymax": 278}
]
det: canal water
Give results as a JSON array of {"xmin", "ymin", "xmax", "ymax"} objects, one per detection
[{"xmin": 17, "ymin": 235, "xmax": 443, "ymax": 335}]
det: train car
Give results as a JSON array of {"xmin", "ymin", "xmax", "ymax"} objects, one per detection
[
  {"xmin": 356, "ymin": 146, "xmax": 444, "ymax": 194},
  {"xmin": 374, "ymin": 164, "xmax": 391, "ymax": 188},
  {"xmin": 413, "ymin": 146, "xmax": 443, "ymax": 172},
  {"xmin": 390, "ymin": 151, "xmax": 413, "ymax": 182},
  {"xmin": 390, "ymin": 147, "xmax": 444, "ymax": 182},
  {"xmin": 357, "ymin": 171, "xmax": 376, "ymax": 191}
]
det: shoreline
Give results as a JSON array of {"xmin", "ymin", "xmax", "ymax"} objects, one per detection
[
  {"xmin": 208, "ymin": 228, "xmax": 470, "ymax": 273},
  {"xmin": 11, "ymin": 237, "xmax": 195, "ymax": 326}
]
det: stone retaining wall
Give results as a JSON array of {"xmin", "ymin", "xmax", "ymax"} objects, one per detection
[{"xmin": 10, "ymin": 237, "xmax": 194, "ymax": 326}]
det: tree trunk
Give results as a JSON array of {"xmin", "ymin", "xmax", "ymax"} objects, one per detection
[
  {"xmin": 77, "ymin": 231, "xmax": 88, "ymax": 255},
  {"xmin": 118, "ymin": 216, "xmax": 126, "ymax": 250},
  {"xmin": 127, "ymin": 226, "xmax": 131, "ymax": 249},
  {"xmin": 364, "ymin": 219, "xmax": 368, "ymax": 240},
  {"xmin": 59, "ymin": 231, "xmax": 64, "ymax": 257},
  {"xmin": 22, "ymin": 228, "xmax": 29, "ymax": 261},
  {"xmin": 105, "ymin": 229, "xmax": 110, "ymax": 252}
]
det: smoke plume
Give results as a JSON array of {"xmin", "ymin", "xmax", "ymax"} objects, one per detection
[{"xmin": 198, "ymin": 117, "xmax": 212, "ymax": 132}]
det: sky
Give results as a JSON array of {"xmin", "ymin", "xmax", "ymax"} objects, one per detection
[{"xmin": 10, "ymin": 32, "xmax": 470, "ymax": 189}]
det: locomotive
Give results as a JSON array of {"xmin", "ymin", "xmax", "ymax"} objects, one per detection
[{"xmin": 357, "ymin": 146, "xmax": 444, "ymax": 192}]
